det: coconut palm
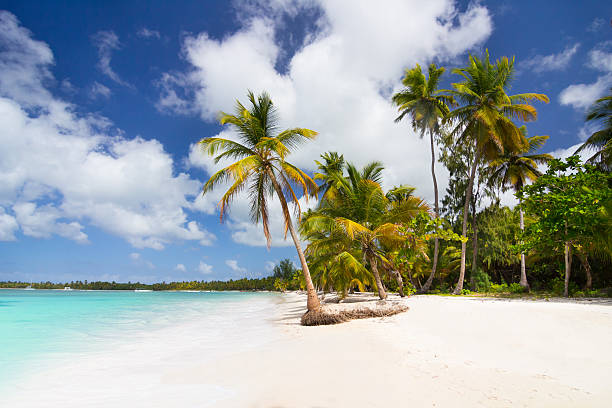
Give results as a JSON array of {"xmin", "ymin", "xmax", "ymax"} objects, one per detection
[
  {"xmin": 301, "ymin": 162, "xmax": 429, "ymax": 299},
  {"xmin": 445, "ymin": 51, "xmax": 549, "ymax": 294},
  {"xmin": 488, "ymin": 128, "xmax": 552, "ymax": 290},
  {"xmin": 576, "ymin": 87, "xmax": 612, "ymax": 170},
  {"xmin": 199, "ymin": 91, "xmax": 320, "ymax": 311},
  {"xmin": 392, "ymin": 63, "xmax": 454, "ymax": 293}
]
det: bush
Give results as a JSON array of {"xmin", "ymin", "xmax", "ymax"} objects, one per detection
[
  {"xmin": 461, "ymin": 288, "xmax": 471, "ymax": 295},
  {"xmin": 573, "ymin": 291, "xmax": 585, "ymax": 298},
  {"xmin": 509, "ymin": 282, "xmax": 526, "ymax": 294},
  {"xmin": 490, "ymin": 283, "xmax": 509, "ymax": 293},
  {"xmin": 472, "ymin": 268, "xmax": 491, "ymax": 292}
]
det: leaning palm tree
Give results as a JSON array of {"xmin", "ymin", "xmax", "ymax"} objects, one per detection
[
  {"xmin": 576, "ymin": 87, "xmax": 612, "ymax": 170},
  {"xmin": 392, "ymin": 63, "xmax": 454, "ymax": 293},
  {"xmin": 301, "ymin": 162, "xmax": 429, "ymax": 299},
  {"xmin": 488, "ymin": 128, "xmax": 552, "ymax": 290},
  {"xmin": 445, "ymin": 51, "xmax": 549, "ymax": 294},
  {"xmin": 199, "ymin": 91, "xmax": 320, "ymax": 311}
]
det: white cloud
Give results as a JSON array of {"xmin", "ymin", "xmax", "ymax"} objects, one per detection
[
  {"xmin": 175, "ymin": 263, "xmax": 186, "ymax": 272},
  {"xmin": 559, "ymin": 43, "xmax": 612, "ymax": 111},
  {"xmin": 0, "ymin": 207, "xmax": 18, "ymax": 241},
  {"xmin": 587, "ymin": 18, "xmax": 605, "ymax": 33},
  {"xmin": 522, "ymin": 43, "xmax": 579, "ymax": 73},
  {"xmin": 225, "ymin": 259, "xmax": 246, "ymax": 274},
  {"xmin": 90, "ymin": 81, "xmax": 111, "ymax": 99},
  {"xmin": 163, "ymin": 0, "xmax": 493, "ymax": 246},
  {"xmin": 198, "ymin": 261, "xmax": 213, "ymax": 274},
  {"xmin": 91, "ymin": 30, "xmax": 132, "ymax": 88},
  {"xmin": 559, "ymin": 74, "xmax": 612, "ymax": 110},
  {"xmin": 130, "ymin": 252, "xmax": 140, "ymax": 260},
  {"xmin": 588, "ymin": 48, "xmax": 612, "ymax": 72},
  {"xmin": 129, "ymin": 252, "xmax": 155, "ymax": 269},
  {"xmin": 0, "ymin": 12, "xmax": 215, "ymax": 249},
  {"xmin": 137, "ymin": 28, "xmax": 160, "ymax": 40}
]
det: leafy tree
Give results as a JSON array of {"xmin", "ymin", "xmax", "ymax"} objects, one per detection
[
  {"xmin": 445, "ymin": 51, "xmax": 549, "ymax": 294},
  {"xmin": 487, "ymin": 128, "xmax": 552, "ymax": 289},
  {"xmin": 392, "ymin": 63, "xmax": 455, "ymax": 293},
  {"xmin": 199, "ymin": 91, "xmax": 320, "ymax": 311},
  {"xmin": 518, "ymin": 156, "xmax": 612, "ymax": 296},
  {"xmin": 576, "ymin": 87, "xmax": 612, "ymax": 170},
  {"xmin": 272, "ymin": 259, "xmax": 298, "ymax": 280}
]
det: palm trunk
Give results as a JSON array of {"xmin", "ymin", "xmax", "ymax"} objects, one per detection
[
  {"xmin": 453, "ymin": 147, "xmax": 479, "ymax": 295},
  {"xmin": 368, "ymin": 253, "xmax": 387, "ymax": 300},
  {"xmin": 420, "ymin": 130, "xmax": 440, "ymax": 293},
  {"xmin": 577, "ymin": 250, "xmax": 592, "ymax": 291},
  {"xmin": 470, "ymin": 203, "xmax": 478, "ymax": 291},
  {"xmin": 393, "ymin": 270, "xmax": 405, "ymax": 297},
  {"xmin": 267, "ymin": 169, "xmax": 320, "ymax": 311},
  {"xmin": 518, "ymin": 204, "xmax": 529, "ymax": 290},
  {"xmin": 564, "ymin": 241, "xmax": 572, "ymax": 298}
]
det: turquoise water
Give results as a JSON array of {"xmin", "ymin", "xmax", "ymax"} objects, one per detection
[{"xmin": 0, "ymin": 289, "xmax": 276, "ymax": 389}]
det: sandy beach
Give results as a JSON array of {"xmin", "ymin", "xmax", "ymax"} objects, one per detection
[{"xmin": 4, "ymin": 293, "xmax": 612, "ymax": 407}]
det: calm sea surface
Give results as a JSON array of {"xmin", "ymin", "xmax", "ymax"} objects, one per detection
[{"xmin": 0, "ymin": 289, "xmax": 278, "ymax": 390}]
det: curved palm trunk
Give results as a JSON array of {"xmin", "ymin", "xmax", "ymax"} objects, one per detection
[
  {"xmin": 420, "ymin": 130, "xmax": 440, "ymax": 293},
  {"xmin": 368, "ymin": 252, "xmax": 387, "ymax": 300},
  {"xmin": 267, "ymin": 169, "xmax": 321, "ymax": 311},
  {"xmin": 392, "ymin": 270, "xmax": 405, "ymax": 297},
  {"xmin": 518, "ymin": 204, "xmax": 529, "ymax": 290},
  {"xmin": 453, "ymin": 147, "xmax": 479, "ymax": 295}
]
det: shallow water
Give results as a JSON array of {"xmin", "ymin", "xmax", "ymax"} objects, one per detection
[{"xmin": 0, "ymin": 289, "xmax": 279, "ymax": 392}]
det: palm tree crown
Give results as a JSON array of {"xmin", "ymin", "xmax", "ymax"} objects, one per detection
[{"xmin": 576, "ymin": 87, "xmax": 612, "ymax": 169}]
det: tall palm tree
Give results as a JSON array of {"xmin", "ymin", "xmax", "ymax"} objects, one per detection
[
  {"xmin": 392, "ymin": 63, "xmax": 454, "ymax": 293},
  {"xmin": 488, "ymin": 128, "xmax": 552, "ymax": 290},
  {"xmin": 576, "ymin": 87, "xmax": 612, "ymax": 170},
  {"xmin": 200, "ymin": 91, "xmax": 320, "ymax": 311},
  {"xmin": 445, "ymin": 51, "xmax": 549, "ymax": 294}
]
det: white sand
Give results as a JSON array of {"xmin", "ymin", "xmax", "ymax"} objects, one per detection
[{"xmin": 3, "ymin": 294, "xmax": 611, "ymax": 407}]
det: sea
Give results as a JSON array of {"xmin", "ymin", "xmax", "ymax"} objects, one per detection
[{"xmin": 0, "ymin": 289, "xmax": 281, "ymax": 407}]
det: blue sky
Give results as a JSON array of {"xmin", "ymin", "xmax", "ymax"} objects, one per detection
[{"xmin": 0, "ymin": 0, "xmax": 610, "ymax": 284}]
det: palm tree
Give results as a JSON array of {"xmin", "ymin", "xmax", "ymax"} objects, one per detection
[
  {"xmin": 445, "ymin": 51, "xmax": 549, "ymax": 294},
  {"xmin": 488, "ymin": 128, "xmax": 552, "ymax": 290},
  {"xmin": 392, "ymin": 63, "xmax": 454, "ymax": 293},
  {"xmin": 199, "ymin": 91, "xmax": 320, "ymax": 311},
  {"xmin": 301, "ymin": 162, "xmax": 429, "ymax": 299},
  {"xmin": 576, "ymin": 87, "xmax": 612, "ymax": 170}
]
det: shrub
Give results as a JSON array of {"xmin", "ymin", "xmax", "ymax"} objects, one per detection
[
  {"xmin": 472, "ymin": 268, "xmax": 491, "ymax": 292},
  {"xmin": 509, "ymin": 282, "xmax": 526, "ymax": 294}
]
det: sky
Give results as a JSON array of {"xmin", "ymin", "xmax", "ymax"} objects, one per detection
[{"xmin": 0, "ymin": 0, "xmax": 611, "ymax": 284}]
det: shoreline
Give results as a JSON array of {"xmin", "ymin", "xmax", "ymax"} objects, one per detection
[{"xmin": 1, "ymin": 292, "xmax": 610, "ymax": 407}]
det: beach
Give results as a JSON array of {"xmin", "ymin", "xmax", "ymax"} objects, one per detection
[{"xmin": 2, "ymin": 293, "xmax": 611, "ymax": 407}]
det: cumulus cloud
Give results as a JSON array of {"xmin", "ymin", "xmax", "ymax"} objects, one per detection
[
  {"xmin": 91, "ymin": 30, "xmax": 132, "ymax": 87},
  {"xmin": 175, "ymin": 263, "xmax": 186, "ymax": 272},
  {"xmin": 560, "ymin": 43, "xmax": 612, "ymax": 110},
  {"xmin": 198, "ymin": 261, "xmax": 213, "ymax": 274},
  {"xmin": 522, "ymin": 43, "xmax": 579, "ymax": 73},
  {"xmin": 0, "ymin": 11, "xmax": 215, "ymax": 249},
  {"xmin": 163, "ymin": 0, "xmax": 493, "ymax": 246},
  {"xmin": 90, "ymin": 81, "xmax": 111, "ymax": 99},
  {"xmin": 225, "ymin": 259, "xmax": 246, "ymax": 274}
]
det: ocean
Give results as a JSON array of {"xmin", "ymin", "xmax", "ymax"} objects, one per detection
[{"xmin": 0, "ymin": 288, "xmax": 281, "ymax": 405}]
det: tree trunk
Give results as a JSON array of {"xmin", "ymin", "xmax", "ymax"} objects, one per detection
[
  {"xmin": 577, "ymin": 250, "xmax": 592, "ymax": 291},
  {"xmin": 393, "ymin": 270, "xmax": 405, "ymax": 297},
  {"xmin": 518, "ymin": 204, "xmax": 529, "ymax": 291},
  {"xmin": 453, "ymin": 147, "xmax": 479, "ymax": 295},
  {"xmin": 368, "ymin": 253, "xmax": 387, "ymax": 300},
  {"xmin": 420, "ymin": 130, "xmax": 440, "ymax": 293},
  {"xmin": 564, "ymin": 241, "xmax": 572, "ymax": 297},
  {"xmin": 267, "ymin": 169, "xmax": 320, "ymax": 311},
  {"xmin": 470, "ymin": 204, "xmax": 478, "ymax": 291}
]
